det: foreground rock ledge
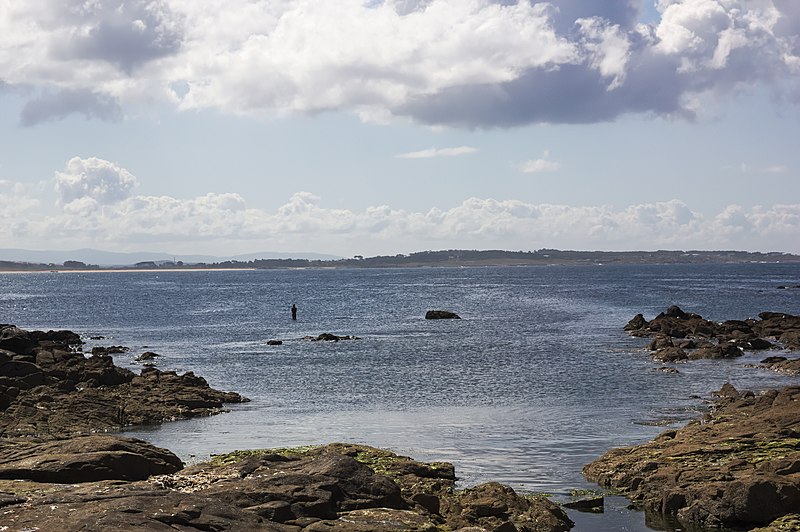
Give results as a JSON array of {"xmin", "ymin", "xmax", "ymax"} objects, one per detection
[
  {"xmin": 0, "ymin": 442, "xmax": 574, "ymax": 532},
  {"xmin": 584, "ymin": 384, "xmax": 800, "ymax": 530}
]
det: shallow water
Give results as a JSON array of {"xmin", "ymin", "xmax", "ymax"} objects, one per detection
[{"xmin": 2, "ymin": 263, "xmax": 799, "ymax": 531}]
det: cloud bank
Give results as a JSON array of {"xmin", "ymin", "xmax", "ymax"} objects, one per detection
[
  {"xmin": 2, "ymin": 0, "xmax": 798, "ymax": 127},
  {"xmin": 2, "ymin": 157, "xmax": 797, "ymax": 255}
]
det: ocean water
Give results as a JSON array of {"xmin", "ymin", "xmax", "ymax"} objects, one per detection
[{"xmin": 2, "ymin": 263, "xmax": 799, "ymax": 531}]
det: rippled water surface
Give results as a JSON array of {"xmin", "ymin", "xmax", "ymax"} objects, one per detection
[{"xmin": 2, "ymin": 263, "xmax": 799, "ymax": 531}]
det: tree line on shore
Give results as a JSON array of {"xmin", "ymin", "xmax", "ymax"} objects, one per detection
[{"xmin": 2, "ymin": 249, "xmax": 799, "ymax": 272}]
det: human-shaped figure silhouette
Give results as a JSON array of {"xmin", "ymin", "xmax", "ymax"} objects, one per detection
[{"xmin": 291, "ymin": 304, "xmax": 297, "ymax": 320}]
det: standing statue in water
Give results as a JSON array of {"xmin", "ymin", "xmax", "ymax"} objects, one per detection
[{"xmin": 291, "ymin": 304, "xmax": 297, "ymax": 320}]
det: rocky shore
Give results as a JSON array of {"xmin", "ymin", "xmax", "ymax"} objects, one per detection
[
  {"xmin": 584, "ymin": 384, "xmax": 800, "ymax": 530},
  {"xmin": 0, "ymin": 325, "xmax": 574, "ymax": 531},
  {"xmin": 0, "ymin": 442, "xmax": 573, "ymax": 531},
  {"xmin": 581, "ymin": 307, "xmax": 800, "ymax": 530}
]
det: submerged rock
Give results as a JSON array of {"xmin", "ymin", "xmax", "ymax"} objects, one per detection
[
  {"xmin": 562, "ymin": 495, "xmax": 604, "ymax": 513},
  {"xmin": 584, "ymin": 385, "xmax": 800, "ymax": 530}
]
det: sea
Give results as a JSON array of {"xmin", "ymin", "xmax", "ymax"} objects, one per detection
[{"xmin": 2, "ymin": 263, "xmax": 799, "ymax": 531}]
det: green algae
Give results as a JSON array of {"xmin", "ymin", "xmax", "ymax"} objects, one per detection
[
  {"xmin": 663, "ymin": 438, "xmax": 800, "ymax": 466},
  {"xmin": 519, "ymin": 491, "xmax": 555, "ymax": 500},
  {"xmin": 209, "ymin": 444, "xmax": 321, "ymax": 466},
  {"xmin": 752, "ymin": 513, "xmax": 800, "ymax": 531},
  {"xmin": 568, "ymin": 488, "xmax": 603, "ymax": 498},
  {"xmin": 352, "ymin": 448, "xmax": 406, "ymax": 476}
]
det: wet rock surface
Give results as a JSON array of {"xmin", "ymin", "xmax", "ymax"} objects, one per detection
[
  {"xmin": 1, "ymin": 443, "xmax": 574, "ymax": 532},
  {"xmin": 584, "ymin": 384, "xmax": 800, "ymax": 530},
  {"xmin": 625, "ymin": 307, "xmax": 800, "ymax": 362}
]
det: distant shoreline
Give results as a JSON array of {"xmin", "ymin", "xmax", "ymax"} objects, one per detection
[
  {"xmin": 2, "ymin": 249, "xmax": 799, "ymax": 273},
  {"xmin": 0, "ymin": 267, "xmax": 259, "ymax": 274}
]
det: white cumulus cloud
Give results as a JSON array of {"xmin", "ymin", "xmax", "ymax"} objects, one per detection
[
  {"xmin": 2, "ymin": 0, "xmax": 798, "ymax": 126},
  {"xmin": 55, "ymin": 157, "xmax": 139, "ymax": 205},
  {"xmin": 4, "ymin": 175, "xmax": 795, "ymax": 254}
]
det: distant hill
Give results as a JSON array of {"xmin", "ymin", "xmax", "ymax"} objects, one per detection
[
  {"xmin": 1, "ymin": 248, "xmax": 798, "ymax": 272},
  {"xmin": 0, "ymin": 248, "xmax": 341, "ymax": 267},
  {"xmin": 243, "ymin": 249, "xmax": 800, "ymax": 268}
]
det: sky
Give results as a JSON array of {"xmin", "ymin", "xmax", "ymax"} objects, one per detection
[{"xmin": 1, "ymin": 0, "xmax": 799, "ymax": 258}]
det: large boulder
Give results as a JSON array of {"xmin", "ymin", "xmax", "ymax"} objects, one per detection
[
  {"xmin": 687, "ymin": 344, "xmax": 743, "ymax": 360},
  {"xmin": 652, "ymin": 347, "xmax": 687, "ymax": 363},
  {"xmin": 780, "ymin": 331, "xmax": 800, "ymax": 350},
  {"xmin": 0, "ymin": 326, "xmax": 36, "ymax": 355},
  {"xmin": 442, "ymin": 481, "xmax": 572, "ymax": 531},
  {"xmin": 0, "ymin": 435, "xmax": 182, "ymax": 483}
]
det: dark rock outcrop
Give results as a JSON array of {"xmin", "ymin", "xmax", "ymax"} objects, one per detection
[
  {"xmin": 0, "ymin": 443, "xmax": 574, "ymax": 532},
  {"xmin": 425, "ymin": 310, "xmax": 461, "ymax": 320},
  {"xmin": 625, "ymin": 307, "xmax": 800, "ymax": 363},
  {"xmin": 0, "ymin": 325, "xmax": 248, "ymax": 437},
  {"xmin": 0, "ymin": 434, "xmax": 182, "ymax": 482},
  {"xmin": 758, "ymin": 356, "xmax": 800, "ymax": 375},
  {"xmin": 584, "ymin": 385, "xmax": 800, "ymax": 530}
]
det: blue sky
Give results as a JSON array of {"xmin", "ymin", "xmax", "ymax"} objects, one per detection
[{"xmin": 1, "ymin": 0, "xmax": 799, "ymax": 257}]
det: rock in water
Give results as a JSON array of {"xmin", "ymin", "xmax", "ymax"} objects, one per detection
[
  {"xmin": 425, "ymin": 310, "xmax": 461, "ymax": 320},
  {"xmin": 135, "ymin": 351, "xmax": 160, "ymax": 361},
  {"xmin": 624, "ymin": 307, "xmax": 800, "ymax": 361},
  {"xmin": 308, "ymin": 333, "xmax": 360, "ymax": 342}
]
